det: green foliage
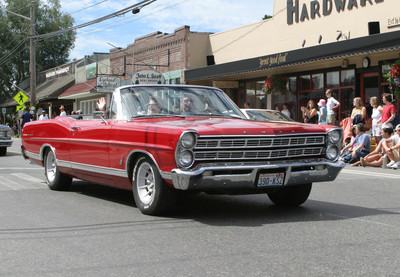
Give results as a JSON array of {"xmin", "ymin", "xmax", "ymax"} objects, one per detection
[
  {"xmin": 383, "ymin": 59, "xmax": 400, "ymax": 97},
  {"xmin": 262, "ymin": 15, "xmax": 272, "ymax": 20},
  {"xmin": 0, "ymin": 0, "xmax": 76, "ymax": 103}
]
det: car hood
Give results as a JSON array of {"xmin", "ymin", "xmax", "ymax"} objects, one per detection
[{"xmin": 136, "ymin": 117, "xmax": 332, "ymax": 136}]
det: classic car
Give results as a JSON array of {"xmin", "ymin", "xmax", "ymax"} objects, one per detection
[
  {"xmin": 241, "ymin": 108, "xmax": 295, "ymax": 122},
  {"xmin": 0, "ymin": 124, "xmax": 13, "ymax": 156},
  {"xmin": 21, "ymin": 85, "xmax": 344, "ymax": 215}
]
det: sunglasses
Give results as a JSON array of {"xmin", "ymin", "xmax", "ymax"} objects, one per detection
[{"xmin": 183, "ymin": 99, "xmax": 193, "ymax": 103}]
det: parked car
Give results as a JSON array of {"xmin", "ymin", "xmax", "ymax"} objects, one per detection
[
  {"xmin": 0, "ymin": 124, "xmax": 13, "ymax": 156},
  {"xmin": 21, "ymin": 85, "xmax": 344, "ymax": 215},
  {"xmin": 241, "ymin": 109, "xmax": 294, "ymax": 122}
]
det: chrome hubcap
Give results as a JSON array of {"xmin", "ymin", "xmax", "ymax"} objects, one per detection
[
  {"xmin": 45, "ymin": 151, "xmax": 56, "ymax": 183},
  {"xmin": 137, "ymin": 162, "xmax": 156, "ymax": 205}
]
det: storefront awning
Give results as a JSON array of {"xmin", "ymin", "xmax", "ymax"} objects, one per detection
[
  {"xmin": 0, "ymin": 74, "xmax": 75, "ymax": 108},
  {"xmin": 185, "ymin": 30, "xmax": 400, "ymax": 82},
  {"xmin": 58, "ymin": 79, "xmax": 99, "ymax": 100}
]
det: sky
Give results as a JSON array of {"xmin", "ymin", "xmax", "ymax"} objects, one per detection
[{"xmin": 58, "ymin": 0, "xmax": 274, "ymax": 61}]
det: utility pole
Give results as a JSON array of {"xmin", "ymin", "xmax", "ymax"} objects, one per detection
[{"xmin": 29, "ymin": 1, "xmax": 36, "ymax": 109}]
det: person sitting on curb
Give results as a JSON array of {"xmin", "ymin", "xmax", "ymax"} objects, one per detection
[
  {"xmin": 353, "ymin": 126, "xmax": 393, "ymax": 167},
  {"xmin": 383, "ymin": 124, "xmax": 400, "ymax": 169},
  {"xmin": 340, "ymin": 125, "xmax": 356, "ymax": 161},
  {"xmin": 342, "ymin": 123, "xmax": 370, "ymax": 164}
]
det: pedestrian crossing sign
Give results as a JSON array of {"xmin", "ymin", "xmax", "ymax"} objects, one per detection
[
  {"xmin": 16, "ymin": 105, "xmax": 26, "ymax": 111},
  {"xmin": 13, "ymin": 91, "xmax": 29, "ymax": 106}
]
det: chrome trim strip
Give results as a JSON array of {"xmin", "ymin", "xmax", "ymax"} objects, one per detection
[
  {"xmin": 24, "ymin": 150, "xmax": 41, "ymax": 160},
  {"xmin": 57, "ymin": 160, "xmax": 128, "ymax": 178}
]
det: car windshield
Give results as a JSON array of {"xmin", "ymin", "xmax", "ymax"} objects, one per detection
[
  {"xmin": 245, "ymin": 110, "xmax": 294, "ymax": 122},
  {"xmin": 115, "ymin": 86, "xmax": 245, "ymax": 119}
]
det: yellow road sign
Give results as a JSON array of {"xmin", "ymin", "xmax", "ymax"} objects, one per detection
[
  {"xmin": 16, "ymin": 105, "xmax": 26, "ymax": 111},
  {"xmin": 13, "ymin": 91, "xmax": 29, "ymax": 106}
]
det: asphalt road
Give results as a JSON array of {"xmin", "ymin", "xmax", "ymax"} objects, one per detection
[{"xmin": 1, "ymin": 138, "xmax": 399, "ymax": 276}]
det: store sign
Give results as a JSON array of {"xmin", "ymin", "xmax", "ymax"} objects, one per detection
[
  {"xmin": 132, "ymin": 70, "xmax": 165, "ymax": 84},
  {"xmin": 45, "ymin": 66, "xmax": 70, "ymax": 78},
  {"xmin": 259, "ymin": 53, "xmax": 289, "ymax": 68},
  {"xmin": 388, "ymin": 16, "xmax": 400, "ymax": 28},
  {"xmin": 86, "ymin": 62, "xmax": 97, "ymax": 80},
  {"xmin": 96, "ymin": 76, "xmax": 121, "ymax": 93},
  {"xmin": 287, "ymin": 0, "xmax": 384, "ymax": 25}
]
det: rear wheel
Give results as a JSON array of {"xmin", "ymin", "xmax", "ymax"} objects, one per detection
[
  {"xmin": 267, "ymin": 183, "xmax": 312, "ymax": 206},
  {"xmin": 44, "ymin": 149, "xmax": 72, "ymax": 191},
  {"xmin": 132, "ymin": 156, "xmax": 177, "ymax": 215},
  {"xmin": 0, "ymin": 147, "xmax": 6, "ymax": 156}
]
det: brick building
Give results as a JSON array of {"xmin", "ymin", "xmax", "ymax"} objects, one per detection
[{"xmin": 110, "ymin": 26, "xmax": 212, "ymax": 85}]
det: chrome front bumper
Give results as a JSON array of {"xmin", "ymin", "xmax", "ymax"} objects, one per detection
[
  {"xmin": 169, "ymin": 159, "xmax": 345, "ymax": 191},
  {"xmin": 0, "ymin": 139, "xmax": 13, "ymax": 147}
]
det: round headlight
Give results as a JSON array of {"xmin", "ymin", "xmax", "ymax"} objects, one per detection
[
  {"xmin": 178, "ymin": 150, "xmax": 194, "ymax": 167},
  {"xmin": 328, "ymin": 130, "xmax": 341, "ymax": 144},
  {"xmin": 181, "ymin": 132, "xmax": 196, "ymax": 149},
  {"xmin": 326, "ymin": 146, "xmax": 339, "ymax": 160}
]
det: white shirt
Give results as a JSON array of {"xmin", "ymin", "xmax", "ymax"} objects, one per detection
[
  {"xmin": 371, "ymin": 106, "xmax": 382, "ymax": 126},
  {"xmin": 391, "ymin": 134, "xmax": 400, "ymax": 146},
  {"xmin": 326, "ymin": 97, "xmax": 339, "ymax": 115},
  {"xmin": 281, "ymin": 109, "xmax": 290, "ymax": 118},
  {"xmin": 60, "ymin": 111, "xmax": 66, "ymax": 117},
  {"xmin": 39, "ymin": 114, "xmax": 48, "ymax": 120}
]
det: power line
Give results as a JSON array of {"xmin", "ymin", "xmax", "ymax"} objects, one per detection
[
  {"xmin": 28, "ymin": 0, "xmax": 158, "ymax": 40},
  {"xmin": 67, "ymin": 0, "xmax": 109, "ymax": 15}
]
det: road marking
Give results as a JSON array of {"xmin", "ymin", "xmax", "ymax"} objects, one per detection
[
  {"xmin": 0, "ymin": 175, "xmax": 46, "ymax": 190},
  {"xmin": 0, "ymin": 176, "xmax": 27, "ymax": 190},
  {"xmin": 342, "ymin": 169, "xmax": 400, "ymax": 179},
  {"xmin": 0, "ymin": 167, "xmax": 42, "ymax": 170},
  {"xmin": 11, "ymin": 173, "xmax": 44, "ymax": 184}
]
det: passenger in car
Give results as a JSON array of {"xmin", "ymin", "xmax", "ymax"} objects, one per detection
[
  {"xmin": 181, "ymin": 95, "xmax": 194, "ymax": 114},
  {"xmin": 146, "ymin": 96, "xmax": 162, "ymax": 115}
]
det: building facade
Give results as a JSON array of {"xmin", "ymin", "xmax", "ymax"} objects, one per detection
[
  {"xmin": 110, "ymin": 26, "xmax": 212, "ymax": 85},
  {"xmin": 185, "ymin": 0, "xmax": 400, "ymax": 123}
]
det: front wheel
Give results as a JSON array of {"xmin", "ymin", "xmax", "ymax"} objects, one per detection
[
  {"xmin": 267, "ymin": 183, "xmax": 312, "ymax": 206},
  {"xmin": 44, "ymin": 149, "xmax": 72, "ymax": 191},
  {"xmin": 0, "ymin": 147, "xmax": 6, "ymax": 156},
  {"xmin": 132, "ymin": 156, "xmax": 177, "ymax": 215}
]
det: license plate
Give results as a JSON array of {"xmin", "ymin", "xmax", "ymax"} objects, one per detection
[{"xmin": 257, "ymin": 173, "xmax": 285, "ymax": 187}]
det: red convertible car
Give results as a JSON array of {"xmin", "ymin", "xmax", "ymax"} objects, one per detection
[{"xmin": 22, "ymin": 85, "xmax": 344, "ymax": 215}]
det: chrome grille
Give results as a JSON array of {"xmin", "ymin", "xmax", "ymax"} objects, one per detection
[{"xmin": 194, "ymin": 135, "xmax": 325, "ymax": 161}]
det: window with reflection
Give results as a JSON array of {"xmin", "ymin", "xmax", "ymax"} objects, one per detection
[
  {"xmin": 341, "ymin": 69, "xmax": 355, "ymax": 86},
  {"xmin": 312, "ymin": 73, "xmax": 324, "ymax": 89},
  {"xmin": 340, "ymin": 87, "xmax": 355, "ymax": 119},
  {"xmin": 299, "ymin": 75, "xmax": 311, "ymax": 90},
  {"xmin": 326, "ymin": 71, "xmax": 339, "ymax": 88}
]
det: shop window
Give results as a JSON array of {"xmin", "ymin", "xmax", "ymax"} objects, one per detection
[
  {"xmin": 288, "ymin": 77, "xmax": 297, "ymax": 91},
  {"xmin": 339, "ymin": 87, "xmax": 355, "ymax": 120},
  {"xmin": 299, "ymin": 75, "xmax": 311, "ymax": 90},
  {"xmin": 312, "ymin": 73, "xmax": 324, "ymax": 89},
  {"xmin": 326, "ymin": 71, "xmax": 339, "ymax": 88},
  {"xmin": 341, "ymin": 69, "xmax": 355, "ymax": 86}
]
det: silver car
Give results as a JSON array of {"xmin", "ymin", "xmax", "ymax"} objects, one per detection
[
  {"xmin": 0, "ymin": 124, "xmax": 13, "ymax": 156},
  {"xmin": 241, "ymin": 109, "xmax": 295, "ymax": 122}
]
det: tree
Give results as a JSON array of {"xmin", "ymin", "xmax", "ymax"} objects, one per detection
[
  {"xmin": 0, "ymin": 0, "xmax": 76, "ymax": 104},
  {"xmin": 262, "ymin": 15, "xmax": 273, "ymax": 20}
]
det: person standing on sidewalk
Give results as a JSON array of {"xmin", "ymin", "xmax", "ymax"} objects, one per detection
[
  {"xmin": 326, "ymin": 89, "xmax": 340, "ymax": 126},
  {"xmin": 381, "ymin": 93, "xmax": 396, "ymax": 128}
]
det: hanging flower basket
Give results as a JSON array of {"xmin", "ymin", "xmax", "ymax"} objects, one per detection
[
  {"xmin": 384, "ymin": 59, "xmax": 400, "ymax": 97},
  {"xmin": 263, "ymin": 75, "xmax": 288, "ymax": 95}
]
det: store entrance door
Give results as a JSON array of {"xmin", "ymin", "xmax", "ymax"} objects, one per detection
[{"xmin": 360, "ymin": 72, "xmax": 379, "ymax": 117}]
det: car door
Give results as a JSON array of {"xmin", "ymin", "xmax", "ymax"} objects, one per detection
[{"xmin": 68, "ymin": 118, "xmax": 114, "ymax": 181}]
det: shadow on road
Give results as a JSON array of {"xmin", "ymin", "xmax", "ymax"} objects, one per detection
[{"xmin": 68, "ymin": 180, "xmax": 399, "ymax": 227}]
